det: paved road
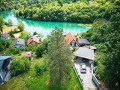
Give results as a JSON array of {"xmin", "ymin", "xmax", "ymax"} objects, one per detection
[{"xmin": 74, "ymin": 58, "xmax": 97, "ymax": 90}]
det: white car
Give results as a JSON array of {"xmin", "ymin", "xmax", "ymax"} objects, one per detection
[{"xmin": 80, "ymin": 63, "xmax": 87, "ymax": 73}]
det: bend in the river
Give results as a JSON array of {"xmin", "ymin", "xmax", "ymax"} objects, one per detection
[{"xmin": 0, "ymin": 10, "xmax": 90, "ymax": 36}]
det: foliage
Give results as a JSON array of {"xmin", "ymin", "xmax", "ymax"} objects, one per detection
[
  {"xmin": 0, "ymin": 40, "xmax": 10, "ymax": 52},
  {"xmin": 0, "ymin": 16, "xmax": 4, "ymax": 34},
  {"xmin": 34, "ymin": 59, "xmax": 47, "ymax": 75},
  {"xmin": 47, "ymin": 26, "xmax": 72, "ymax": 85},
  {"xmin": 0, "ymin": 57, "xmax": 82, "ymax": 90},
  {"xmin": 8, "ymin": 19, "xmax": 13, "ymax": 26},
  {"xmin": 33, "ymin": 31, "xmax": 37, "ymax": 35},
  {"xmin": 14, "ymin": 1, "xmax": 120, "ymax": 23},
  {"xmin": 35, "ymin": 44, "xmax": 45, "ymax": 58},
  {"xmin": 82, "ymin": 13, "xmax": 120, "ymax": 88},
  {"xmin": 17, "ymin": 20, "xmax": 24, "ymax": 32},
  {"xmin": 5, "ymin": 45, "xmax": 19, "ymax": 55},
  {"xmin": 19, "ymin": 30, "xmax": 31, "ymax": 39},
  {"xmin": 42, "ymin": 38, "xmax": 50, "ymax": 51},
  {"xmin": 9, "ymin": 56, "xmax": 31, "ymax": 76}
]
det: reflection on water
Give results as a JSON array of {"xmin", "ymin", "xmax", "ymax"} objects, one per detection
[{"xmin": 0, "ymin": 10, "xmax": 90, "ymax": 36}]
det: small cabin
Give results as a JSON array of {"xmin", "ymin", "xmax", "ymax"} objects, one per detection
[{"xmin": 22, "ymin": 51, "xmax": 33, "ymax": 61}]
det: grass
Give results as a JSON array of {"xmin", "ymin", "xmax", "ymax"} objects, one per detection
[
  {"xmin": 3, "ymin": 25, "xmax": 18, "ymax": 33},
  {"xmin": 0, "ymin": 58, "xmax": 82, "ymax": 90},
  {"xmin": 78, "ymin": 23, "xmax": 92, "ymax": 27}
]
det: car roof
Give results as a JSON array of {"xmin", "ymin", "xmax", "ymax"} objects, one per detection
[{"xmin": 82, "ymin": 64, "xmax": 86, "ymax": 68}]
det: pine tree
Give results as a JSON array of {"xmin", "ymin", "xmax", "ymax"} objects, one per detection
[{"xmin": 48, "ymin": 26, "xmax": 72, "ymax": 86}]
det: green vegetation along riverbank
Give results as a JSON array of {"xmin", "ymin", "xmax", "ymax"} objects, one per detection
[{"xmin": 14, "ymin": 0, "xmax": 120, "ymax": 23}]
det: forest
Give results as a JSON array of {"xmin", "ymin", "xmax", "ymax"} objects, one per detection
[
  {"xmin": 82, "ymin": 14, "xmax": 120, "ymax": 88},
  {"xmin": 0, "ymin": 0, "xmax": 120, "ymax": 23}
]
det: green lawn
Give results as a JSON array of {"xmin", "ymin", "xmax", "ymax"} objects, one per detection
[{"xmin": 0, "ymin": 58, "xmax": 82, "ymax": 90}]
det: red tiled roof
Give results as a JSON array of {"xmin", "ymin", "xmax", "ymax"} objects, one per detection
[
  {"xmin": 1, "ymin": 33, "xmax": 10, "ymax": 39},
  {"xmin": 65, "ymin": 32, "xmax": 77, "ymax": 44},
  {"xmin": 22, "ymin": 51, "xmax": 32, "ymax": 57},
  {"xmin": 27, "ymin": 36, "xmax": 40, "ymax": 45}
]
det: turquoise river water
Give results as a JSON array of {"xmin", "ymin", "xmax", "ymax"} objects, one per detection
[{"xmin": 0, "ymin": 10, "xmax": 90, "ymax": 36}]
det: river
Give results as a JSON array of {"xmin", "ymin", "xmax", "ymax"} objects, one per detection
[{"xmin": 0, "ymin": 10, "xmax": 90, "ymax": 36}]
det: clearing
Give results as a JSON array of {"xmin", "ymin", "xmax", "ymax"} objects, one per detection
[{"xmin": 0, "ymin": 58, "xmax": 82, "ymax": 90}]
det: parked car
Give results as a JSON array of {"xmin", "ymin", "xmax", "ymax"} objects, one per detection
[{"xmin": 80, "ymin": 63, "xmax": 87, "ymax": 73}]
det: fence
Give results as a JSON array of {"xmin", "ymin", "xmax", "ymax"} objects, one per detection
[
  {"xmin": 91, "ymin": 64, "xmax": 101, "ymax": 88},
  {"xmin": 73, "ymin": 65, "xmax": 83, "ymax": 86},
  {"xmin": 92, "ymin": 74, "xmax": 101, "ymax": 88}
]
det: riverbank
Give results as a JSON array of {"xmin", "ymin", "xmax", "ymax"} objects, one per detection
[
  {"xmin": 3, "ymin": 25, "xmax": 18, "ymax": 33},
  {"xmin": 78, "ymin": 23, "xmax": 92, "ymax": 27},
  {"xmin": 3, "ymin": 25, "xmax": 20, "ymax": 38},
  {"xmin": 0, "ymin": 10, "xmax": 90, "ymax": 36}
]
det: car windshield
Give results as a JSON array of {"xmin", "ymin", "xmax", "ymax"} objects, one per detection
[{"xmin": 82, "ymin": 68, "xmax": 86, "ymax": 70}]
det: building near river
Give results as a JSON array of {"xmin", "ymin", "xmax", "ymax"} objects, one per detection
[
  {"xmin": 76, "ymin": 37, "xmax": 90, "ymax": 47},
  {"xmin": 73, "ymin": 47, "xmax": 94, "ymax": 64},
  {"xmin": 65, "ymin": 32, "xmax": 79, "ymax": 48},
  {"xmin": 27, "ymin": 36, "xmax": 40, "ymax": 45},
  {"xmin": 11, "ymin": 38, "xmax": 25, "ymax": 49},
  {"xmin": 1, "ymin": 33, "xmax": 10, "ymax": 40}
]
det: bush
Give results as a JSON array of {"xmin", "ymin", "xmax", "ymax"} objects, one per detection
[
  {"xmin": 35, "ymin": 44, "xmax": 45, "ymax": 58},
  {"xmin": 34, "ymin": 60, "xmax": 47, "ymax": 75},
  {"xmin": 8, "ymin": 19, "xmax": 13, "ymax": 26},
  {"xmin": 9, "ymin": 56, "xmax": 31, "ymax": 76},
  {"xmin": 0, "ymin": 40, "xmax": 10, "ymax": 52}
]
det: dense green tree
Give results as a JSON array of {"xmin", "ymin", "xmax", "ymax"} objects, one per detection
[
  {"xmin": 0, "ymin": 16, "xmax": 4, "ymax": 34},
  {"xmin": 8, "ymin": 19, "xmax": 13, "ymax": 26},
  {"xmin": 19, "ymin": 30, "xmax": 31, "ymax": 39},
  {"xmin": 14, "ymin": 1, "xmax": 120, "ymax": 23},
  {"xmin": 9, "ymin": 56, "xmax": 31, "ymax": 76},
  {"xmin": 35, "ymin": 44, "xmax": 45, "ymax": 58},
  {"xmin": 17, "ymin": 20, "xmax": 24, "ymax": 32},
  {"xmin": 47, "ymin": 26, "xmax": 72, "ymax": 85},
  {"xmin": 82, "ymin": 13, "xmax": 120, "ymax": 88},
  {"xmin": 34, "ymin": 59, "xmax": 47, "ymax": 75}
]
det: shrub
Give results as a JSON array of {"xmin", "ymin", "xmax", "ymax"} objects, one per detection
[
  {"xmin": 8, "ymin": 19, "xmax": 13, "ymax": 26},
  {"xmin": 73, "ymin": 47, "xmax": 76, "ymax": 51},
  {"xmin": 34, "ymin": 60, "xmax": 47, "ymax": 75},
  {"xmin": 9, "ymin": 56, "xmax": 31, "ymax": 76},
  {"xmin": 35, "ymin": 44, "xmax": 45, "ymax": 58}
]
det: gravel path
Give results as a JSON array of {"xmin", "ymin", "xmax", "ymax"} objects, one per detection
[{"xmin": 74, "ymin": 59, "xmax": 97, "ymax": 90}]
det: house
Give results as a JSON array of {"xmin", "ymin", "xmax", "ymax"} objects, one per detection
[
  {"xmin": 1, "ymin": 33, "xmax": 10, "ymax": 40},
  {"xmin": 0, "ymin": 56, "xmax": 12, "ymax": 83},
  {"xmin": 88, "ymin": 46, "xmax": 97, "ymax": 52},
  {"xmin": 22, "ymin": 51, "xmax": 33, "ymax": 61},
  {"xmin": 73, "ymin": 47, "xmax": 94, "ymax": 64},
  {"xmin": 11, "ymin": 38, "xmax": 25, "ymax": 49},
  {"xmin": 65, "ymin": 32, "xmax": 78, "ymax": 48},
  {"xmin": 76, "ymin": 38, "xmax": 90, "ymax": 47},
  {"xmin": 27, "ymin": 36, "xmax": 40, "ymax": 45}
]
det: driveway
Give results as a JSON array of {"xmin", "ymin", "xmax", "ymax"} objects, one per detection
[{"xmin": 74, "ymin": 58, "xmax": 97, "ymax": 90}]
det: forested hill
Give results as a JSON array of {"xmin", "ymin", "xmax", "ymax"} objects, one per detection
[
  {"xmin": 82, "ymin": 14, "xmax": 120, "ymax": 88},
  {"xmin": 0, "ymin": 0, "xmax": 120, "ymax": 23}
]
